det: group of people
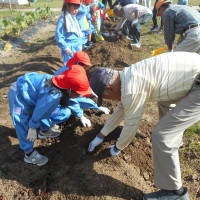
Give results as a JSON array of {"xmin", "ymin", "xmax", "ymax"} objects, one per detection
[{"xmin": 8, "ymin": 0, "xmax": 200, "ymax": 200}]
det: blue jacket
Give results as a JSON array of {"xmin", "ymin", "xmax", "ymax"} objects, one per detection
[{"xmin": 16, "ymin": 72, "xmax": 61, "ymax": 129}]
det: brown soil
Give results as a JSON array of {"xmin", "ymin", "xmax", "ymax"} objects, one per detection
[{"xmin": 0, "ymin": 19, "xmax": 199, "ymax": 200}]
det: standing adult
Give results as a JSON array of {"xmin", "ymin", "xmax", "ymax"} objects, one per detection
[
  {"xmin": 87, "ymin": 52, "xmax": 200, "ymax": 200},
  {"xmin": 156, "ymin": 0, "xmax": 200, "ymax": 53},
  {"xmin": 113, "ymin": 4, "xmax": 152, "ymax": 48}
]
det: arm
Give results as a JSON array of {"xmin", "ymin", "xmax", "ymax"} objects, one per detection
[
  {"xmin": 115, "ymin": 93, "xmax": 148, "ymax": 150},
  {"xmin": 115, "ymin": 15, "xmax": 127, "ymax": 31},
  {"xmin": 55, "ymin": 16, "xmax": 70, "ymax": 52},
  {"xmin": 29, "ymin": 92, "xmax": 61, "ymax": 129},
  {"xmin": 162, "ymin": 12, "xmax": 175, "ymax": 51}
]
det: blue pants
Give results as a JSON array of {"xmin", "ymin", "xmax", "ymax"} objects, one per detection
[{"xmin": 8, "ymin": 82, "xmax": 71, "ymax": 153}]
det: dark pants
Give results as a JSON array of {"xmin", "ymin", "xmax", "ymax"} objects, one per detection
[
  {"xmin": 152, "ymin": 0, "xmax": 163, "ymax": 28},
  {"xmin": 123, "ymin": 13, "xmax": 153, "ymax": 43},
  {"xmin": 102, "ymin": 0, "xmax": 112, "ymax": 7}
]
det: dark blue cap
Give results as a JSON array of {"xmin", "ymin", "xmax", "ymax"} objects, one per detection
[{"xmin": 89, "ymin": 67, "xmax": 114, "ymax": 106}]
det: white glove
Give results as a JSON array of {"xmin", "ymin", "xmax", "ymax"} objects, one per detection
[
  {"xmin": 109, "ymin": 145, "xmax": 121, "ymax": 156},
  {"xmin": 27, "ymin": 127, "xmax": 37, "ymax": 142},
  {"xmin": 80, "ymin": 116, "xmax": 91, "ymax": 127},
  {"xmin": 65, "ymin": 49, "xmax": 73, "ymax": 55},
  {"xmin": 131, "ymin": 19, "xmax": 138, "ymax": 26},
  {"xmin": 98, "ymin": 106, "xmax": 110, "ymax": 114},
  {"xmin": 88, "ymin": 136, "xmax": 104, "ymax": 152}
]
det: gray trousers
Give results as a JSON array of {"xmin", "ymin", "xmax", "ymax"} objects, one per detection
[
  {"xmin": 154, "ymin": 86, "xmax": 200, "ymax": 190},
  {"xmin": 174, "ymin": 26, "xmax": 200, "ymax": 54}
]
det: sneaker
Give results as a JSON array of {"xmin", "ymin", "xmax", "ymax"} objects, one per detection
[
  {"xmin": 130, "ymin": 42, "xmax": 141, "ymax": 49},
  {"xmin": 151, "ymin": 26, "xmax": 160, "ymax": 32},
  {"xmin": 24, "ymin": 150, "xmax": 48, "ymax": 166},
  {"xmin": 51, "ymin": 123, "xmax": 59, "ymax": 130},
  {"xmin": 38, "ymin": 127, "xmax": 61, "ymax": 139},
  {"xmin": 126, "ymin": 35, "xmax": 133, "ymax": 40},
  {"xmin": 143, "ymin": 188, "xmax": 189, "ymax": 200},
  {"xmin": 86, "ymin": 41, "xmax": 94, "ymax": 47}
]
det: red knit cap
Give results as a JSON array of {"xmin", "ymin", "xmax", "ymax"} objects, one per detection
[{"xmin": 52, "ymin": 65, "xmax": 91, "ymax": 97}]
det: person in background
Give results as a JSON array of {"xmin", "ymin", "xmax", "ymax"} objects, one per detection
[
  {"xmin": 139, "ymin": 0, "xmax": 151, "ymax": 9},
  {"xmin": 8, "ymin": 66, "xmax": 92, "ymax": 166},
  {"xmin": 151, "ymin": 0, "xmax": 163, "ymax": 32},
  {"xmin": 55, "ymin": 0, "xmax": 83, "ymax": 68},
  {"xmin": 88, "ymin": 51, "xmax": 200, "ymax": 200},
  {"xmin": 113, "ymin": 4, "xmax": 152, "ymax": 48},
  {"xmin": 54, "ymin": 51, "xmax": 110, "ymax": 128},
  {"xmin": 156, "ymin": 0, "xmax": 200, "ymax": 53},
  {"xmin": 77, "ymin": 0, "xmax": 94, "ymax": 49},
  {"xmin": 104, "ymin": 0, "xmax": 139, "ymax": 12},
  {"xmin": 102, "ymin": 0, "xmax": 112, "ymax": 9},
  {"xmin": 177, "ymin": 0, "xmax": 188, "ymax": 6}
]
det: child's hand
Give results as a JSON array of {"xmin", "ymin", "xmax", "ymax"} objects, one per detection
[{"xmin": 65, "ymin": 49, "xmax": 73, "ymax": 55}]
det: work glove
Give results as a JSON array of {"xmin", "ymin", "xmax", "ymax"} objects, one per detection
[
  {"xmin": 109, "ymin": 145, "xmax": 121, "ymax": 156},
  {"xmin": 98, "ymin": 106, "xmax": 110, "ymax": 114},
  {"xmin": 88, "ymin": 136, "xmax": 104, "ymax": 152},
  {"xmin": 65, "ymin": 49, "xmax": 73, "ymax": 55},
  {"xmin": 80, "ymin": 116, "xmax": 91, "ymax": 127},
  {"xmin": 131, "ymin": 19, "xmax": 138, "ymax": 27},
  {"xmin": 27, "ymin": 127, "xmax": 37, "ymax": 142},
  {"xmin": 104, "ymin": 7, "xmax": 110, "ymax": 13}
]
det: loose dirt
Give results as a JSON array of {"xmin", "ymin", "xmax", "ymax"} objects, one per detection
[{"xmin": 0, "ymin": 18, "xmax": 199, "ymax": 200}]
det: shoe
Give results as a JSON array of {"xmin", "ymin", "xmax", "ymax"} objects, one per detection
[
  {"xmin": 38, "ymin": 127, "xmax": 61, "ymax": 139},
  {"xmin": 151, "ymin": 26, "xmax": 160, "ymax": 32},
  {"xmin": 51, "ymin": 123, "xmax": 59, "ymax": 130},
  {"xmin": 143, "ymin": 188, "xmax": 189, "ymax": 200},
  {"xmin": 24, "ymin": 150, "xmax": 48, "ymax": 166},
  {"xmin": 130, "ymin": 42, "xmax": 141, "ymax": 48},
  {"xmin": 86, "ymin": 41, "xmax": 94, "ymax": 47},
  {"xmin": 126, "ymin": 35, "xmax": 133, "ymax": 40}
]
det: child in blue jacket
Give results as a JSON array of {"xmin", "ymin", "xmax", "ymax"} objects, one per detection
[
  {"xmin": 8, "ymin": 66, "xmax": 91, "ymax": 166},
  {"xmin": 54, "ymin": 51, "xmax": 110, "ymax": 127},
  {"xmin": 55, "ymin": 0, "xmax": 83, "ymax": 67}
]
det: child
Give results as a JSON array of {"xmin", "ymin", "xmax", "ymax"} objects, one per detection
[
  {"xmin": 55, "ymin": 0, "xmax": 83, "ymax": 67},
  {"xmin": 54, "ymin": 51, "xmax": 110, "ymax": 127},
  {"xmin": 77, "ymin": 0, "xmax": 94, "ymax": 49},
  {"xmin": 8, "ymin": 66, "xmax": 91, "ymax": 166}
]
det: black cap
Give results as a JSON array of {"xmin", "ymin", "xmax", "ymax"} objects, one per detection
[{"xmin": 89, "ymin": 67, "xmax": 114, "ymax": 106}]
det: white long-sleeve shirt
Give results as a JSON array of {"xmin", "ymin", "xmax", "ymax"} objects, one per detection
[
  {"xmin": 101, "ymin": 52, "xmax": 200, "ymax": 150},
  {"xmin": 115, "ymin": 4, "xmax": 152, "ymax": 31}
]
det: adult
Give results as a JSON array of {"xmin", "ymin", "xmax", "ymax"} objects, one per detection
[
  {"xmin": 8, "ymin": 66, "xmax": 91, "ymax": 166},
  {"xmin": 55, "ymin": 0, "xmax": 83, "ymax": 67},
  {"xmin": 156, "ymin": 0, "xmax": 200, "ymax": 53},
  {"xmin": 88, "ymin": 52, "xmax": 200, "ymax": 200},
  {"xmin": 113, "ymin": 4, "xmax": 152, "ymax": 48}
]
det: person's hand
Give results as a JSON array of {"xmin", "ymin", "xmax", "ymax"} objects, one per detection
[
  {"xmin": 27, "ymin": 128, "xmax": 37, "ymax": 142},
  {"xmin": 98, "ymin": 106, "xmax": 110, "ymax": 114},
  {"xmin": 131, "ymin": 19, "xmax": 138, "ymax": 27},
  {"xmin": 109, "ymin": 145, "xmax": 121, "ymax": 156},
  {"xmin": 80, "ymin": 116, "xmax": 91, "ymax": 127},
  {"xmin": 65, "ymin": 49, "xmax": 73, "ymax": 55},
  {"xmin": 88, "ymin": 136, "xmax": 104, "ymax": 152},
  {"xmin": 104, "ymin": 7, "xmax": 110, "ymax": 13}
]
